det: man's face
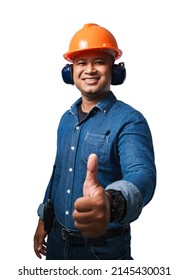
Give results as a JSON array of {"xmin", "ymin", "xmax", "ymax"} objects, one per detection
[{"xmin": 72, "ymin": 50, "xmax": 114, "ymax": 100}]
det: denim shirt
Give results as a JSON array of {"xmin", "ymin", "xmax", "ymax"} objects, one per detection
[{"xmin": 40, "ymin": 92, "xmax": 156, "ymax": 229}]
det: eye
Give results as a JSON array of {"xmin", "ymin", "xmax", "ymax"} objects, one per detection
[
  {"xmin": 75, "ymin": 59, "xmax": 86, "ymax": 66},
  {"xmin": 77, "ymin": 61, "xmax": 86, "ymax": 66},
  {"xmin": 95, "ymin": 60, "xmax": 105, "ymax": 65}
]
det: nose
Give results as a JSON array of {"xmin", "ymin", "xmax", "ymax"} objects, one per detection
[{"xmin": 84, "ymin": 63, "xmax": 96, "ymax": 74}]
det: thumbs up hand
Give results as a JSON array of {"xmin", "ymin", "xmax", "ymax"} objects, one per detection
[{"xmin": 72, "ymin": 154, "xmax": 111, "ymax": 237}]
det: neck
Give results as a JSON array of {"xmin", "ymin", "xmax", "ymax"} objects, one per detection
[
  {"xmin": 81, "ymin": 99, "xmax": 97, "ymax": 113},
  {"xmin": 81, "ymin": 92, "xmax": 109, "ymax": 112}
]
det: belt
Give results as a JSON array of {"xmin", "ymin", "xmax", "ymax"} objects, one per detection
[{"xmin": 53, "ymin": 219, "xmax": 130, "ymax": 245}]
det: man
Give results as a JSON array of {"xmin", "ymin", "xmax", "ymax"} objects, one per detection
[{"xmin": 34, "ymin": 23, "xmax": 156, "ymax": 260}]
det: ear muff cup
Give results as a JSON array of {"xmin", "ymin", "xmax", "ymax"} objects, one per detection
[
  {"xmin": 62, "ymin": 64, "xmax": 74, "ymax": 84},
  {"xmin": 111, "ymin": 62, "xmax": 126, "ymax": 85},
  {"xmin": 61, "ymin": 62, "xmax": 126, "ymax": 85}
]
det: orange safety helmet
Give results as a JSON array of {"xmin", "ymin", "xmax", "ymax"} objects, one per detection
[{"xmin": 63, "ymin": 23, "xmax": 122, "ymax": 62}]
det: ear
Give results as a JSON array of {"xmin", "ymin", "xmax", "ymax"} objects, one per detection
[
  {"xmin": 61, "ymin": 64, "xmax": 74, "ymax": 84},
  {"xmin": 111, "ymin": 62, "xmax": 126, "ymax": 85}
]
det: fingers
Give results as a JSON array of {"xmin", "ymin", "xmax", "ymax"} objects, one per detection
[
  {"xmin": 74, "ymin": 196, "xmax": 92, "ymax": 212},
  {"xmin": 34, "ymin": 237, "xmax": 47, "ymax": 259}
]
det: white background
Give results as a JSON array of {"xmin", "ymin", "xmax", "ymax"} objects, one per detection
[{"xmin": 0, "ymin": 0, "xmax": 187, "ymax": 279}]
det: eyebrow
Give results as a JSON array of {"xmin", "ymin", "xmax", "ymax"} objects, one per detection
[{"xmin": 74, "ymin": 57, "xmax": 106, "ymax": 63}]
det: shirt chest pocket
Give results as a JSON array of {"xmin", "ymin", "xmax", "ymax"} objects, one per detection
[{"xmin": 82, "ymin": 132, "xmax": 108, "ymax": 164}]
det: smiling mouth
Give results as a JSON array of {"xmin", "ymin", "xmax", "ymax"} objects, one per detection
[{"xmin": 83, "ymin": 78, "xmax": 99, "ymax": 84}]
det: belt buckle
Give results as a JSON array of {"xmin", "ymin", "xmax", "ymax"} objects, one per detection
[
  {"xmin": 61, "ymin": 228, "xmax": 75, "ymax": 241},
  {"xmin": 61, "ymin": 228, "xmax": 69, "ymax": 240}
]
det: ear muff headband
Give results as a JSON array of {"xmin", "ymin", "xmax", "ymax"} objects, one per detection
[{"xmin": 61, "ymin": 62, "xmax": 126, "ymax": 85}]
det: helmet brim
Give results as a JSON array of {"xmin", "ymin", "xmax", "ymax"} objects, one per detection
[{"xmin": 63, "ymin": 47, "xmax": 122, "ymax": 62}]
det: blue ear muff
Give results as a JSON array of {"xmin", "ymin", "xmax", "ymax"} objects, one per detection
[
  {"xmin": 111, "ymin": 62, "xmax": 126, "ymax": 85},
  {"xmin": 61, "ymin": 64, "xmax": 74, "ymax": 84},
  {"xmin": 61, "ymin": 62, "xmax": 126, "ymax": 85}
]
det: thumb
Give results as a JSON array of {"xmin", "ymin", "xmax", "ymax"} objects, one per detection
[{"xmin": 83, "ymin": 153, "xmax": 99, "ymax": 197}]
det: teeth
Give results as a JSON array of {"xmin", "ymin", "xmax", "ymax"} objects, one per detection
[{"xmin": 85, "ymin": 78, "xmax": 97, "ymax": 81}]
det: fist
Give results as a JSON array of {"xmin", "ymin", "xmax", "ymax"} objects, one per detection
[{"xmin": 72, "ymin": 154, "xmax": 111, "ymax": 237}]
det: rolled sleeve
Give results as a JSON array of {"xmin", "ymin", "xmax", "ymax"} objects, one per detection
[
  {"xmin": 37, "ymin": 203, "xmax": 45, "ymax": 220},
  {"xmin": 106, "ymin": 180, "xmax": 144, "ymax": 224}
]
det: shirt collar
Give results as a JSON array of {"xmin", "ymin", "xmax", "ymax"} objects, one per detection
[
  {"xmin": 70, "ymin": 91, "xmax": 117, "ymax": 116},
  {"xmin": 95, "ymin": 91, "xmax": 117, "ymax": 115}
]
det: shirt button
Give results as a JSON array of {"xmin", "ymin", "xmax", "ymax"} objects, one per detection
[
  {"xmin": 76, "ymin": 126, "xmax": 79, "ymax": 130},
  {"xmin": 67, "ymin": 189, "xmax": 71, "ymax": 194},
  {"xmin": 71, "ymin": 146, "xmax": 75, "ymax": 151},
  {"xmin": 69, "ymin": 167, "xmax": 73, "ymax": 172},
  {"xmin": 65, "ymin": 211, "xmax": 69, "ymax": 215}
]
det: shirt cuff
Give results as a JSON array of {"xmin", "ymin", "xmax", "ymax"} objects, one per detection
[
  {"xmin": 106, "ymin": 180, "xmax": 144, "ymax": 224},
  {"xmin": 37, "ymin": 203, "xmax": 45, "ymax": 220}
]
